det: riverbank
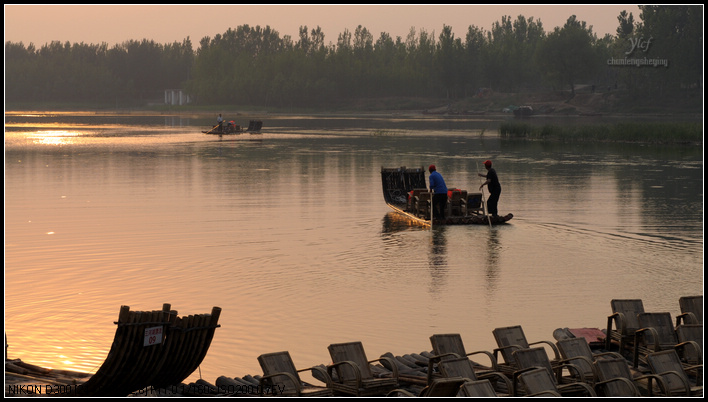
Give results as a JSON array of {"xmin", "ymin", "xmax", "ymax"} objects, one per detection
[
  {"xmin": 5, "ymin": 325, "xmax": 696, "ymax": 397},
  {"xmin": 5, "ymin": 86, "xmax": 704, "ymax": 117},
  {"xmin": 500, "ymin": 120, "xmax": 703, "ymax": 146}
]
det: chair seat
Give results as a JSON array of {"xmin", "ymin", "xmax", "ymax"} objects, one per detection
[{"xmin": 332, "ymin": 377, "xmax": 398, "ymax": 396}]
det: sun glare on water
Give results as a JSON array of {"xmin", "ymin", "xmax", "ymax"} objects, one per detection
[{"xmin": 30, "ymin": 130, "xmax": 80, "ymax": 146}]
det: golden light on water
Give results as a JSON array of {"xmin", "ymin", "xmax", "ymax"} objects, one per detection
[{"xmin": 30, "ymin": 130, "xmax": 80, "ymax": 146}]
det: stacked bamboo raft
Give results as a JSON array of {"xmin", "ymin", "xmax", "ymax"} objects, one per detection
[{"xmin": 6, "ymin": 303, "xmax": 221, "ymax": 397}]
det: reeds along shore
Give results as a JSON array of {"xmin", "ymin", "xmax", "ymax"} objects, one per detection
[{"xmin": 500, "ymin": 121, "xmax": 702, "ymax": 145}]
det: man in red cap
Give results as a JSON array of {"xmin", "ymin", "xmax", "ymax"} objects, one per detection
[
  {"xmin": 428, "ymin": 164, "xmax": 448, "ymax": 220},
  {"xmin": 478, "ymin": 159, "xmax": 501, "ymax": 217}
]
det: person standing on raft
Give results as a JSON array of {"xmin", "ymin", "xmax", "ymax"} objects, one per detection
[
  {"xmin": 478, "ymin": 159, "xmax": 501, "ymax": 218},
  {"xmin": 428, "ymin": 164, "xmax": 448, "ymax": 221},
  {"xmin": 217, "ymin": 114, "xmax": 224, "ymax": 132}
]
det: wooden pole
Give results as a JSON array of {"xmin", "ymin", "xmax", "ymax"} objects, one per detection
[{"xmin": 430, "ymin": 189, "xmax": 434, "ymax": 229}]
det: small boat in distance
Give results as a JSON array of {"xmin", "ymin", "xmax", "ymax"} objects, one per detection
[
  {"xmin": 203, "ymin": 120, "xmax": 263, "ymax": 135},
  {"xmin": 381, "ymin": 166, "xmax": 513, "ymax": 226}
]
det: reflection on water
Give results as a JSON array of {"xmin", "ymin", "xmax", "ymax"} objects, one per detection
[
  {"xmin": 4, "ymin": 113, "xmax": 703, "ymax": 385},
  {"xmin": 484, "ymin": 229, "xmax": 502, "ymax": 296},
  {"xmin": 428, "ymin": 227, "xmax": 448, "ymax": 298}
]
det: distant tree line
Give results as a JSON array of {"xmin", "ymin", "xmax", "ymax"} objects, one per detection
[{"xmin": 5, "ymin": 6, "xmax": 702, "ymax": 108}]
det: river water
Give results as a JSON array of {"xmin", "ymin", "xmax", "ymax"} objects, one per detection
[{"xmin": 4, "ymin": 112, "xmax": 703, "ymax": 386}]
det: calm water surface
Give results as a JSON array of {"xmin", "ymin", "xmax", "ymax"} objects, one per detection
[{"xmin": 4, "ymin": 112, "xmax": 703, "ymax": 385}]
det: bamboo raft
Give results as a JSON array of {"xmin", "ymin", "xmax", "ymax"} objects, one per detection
[{"xmin": 6, "ymin": 304, "xmax": 221, "ymax": 397}]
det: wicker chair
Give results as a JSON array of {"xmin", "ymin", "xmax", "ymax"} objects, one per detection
[
  {"xmin": 677, "ymin": 295, "xmax": 703, "ymax": 325},
  {"xmin": 605, "ymin": 299, "xmax": 645, "ymax": 353},
  {"xmin": 492, "ymin": 325, "xmax": 561, "ymax": 375},
  {"xmin": 414, "ymin": 192, "xmax": 431, "ymax": 218},
  {"xmin": 633, "ymin": 312, "xmax": 701, "ymax": 368},
  {"xmin": 326, "ymin": 341, "xmax": 399, "ymax": 396},
  {"xmin": 429, "ymin": 333, "xmax": 500, "ymax": 374},
  {"xmin": 448, "ymin": 190, "xmax": 467, "ymax": 216},
  {"xmin": 437, "ymin": 356, "xmax": 512, "ymax": 396},
  {"xmin": 556, "ymin": 337, "xmax": 624, "ymax": 384},
  {"xmin": 592, "ymin": 356, "xmax": 668, "ymax": 396},
  {"xmin": 646, "ymin": 349, "xmax": 703, "ymax": 396},
  {"xmin": 514, "ymin": 367, "xmax": 595, "ymax": 397},
  {"xmin": 512, "ymin": 347, "xmax": 587, "ymax": 386},
  {"xmin": 257, "ymin": 351, "xmax": 333, "ymax": 396},
  {"xmin": 675, "ymin": 324, "xmax": 703, "ymax": 364}
]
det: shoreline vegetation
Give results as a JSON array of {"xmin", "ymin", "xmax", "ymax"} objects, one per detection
[{"xmin": 500, "ymin": 121, "xmax": 702, "ymax": 145}]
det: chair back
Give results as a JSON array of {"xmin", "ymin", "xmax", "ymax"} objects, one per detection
[
  {"xmin": 610, "ymin": 299, "xmax": 645, "ymax": 334},
  {"xmin": 467, "ymin": 192, "xmax": 483, "ymax": 208},
  {"xmin": 409, "ymin": 188, "xmax": 427, "ymax": 211},
  {"xmin": 449, "ymin": 190, "xmax": 464, "ymax": 216},
  {"xmin": 592, "ymin": 357, "xmax": 639, "ymax": 396},
  {"xmin": 415, "ymin": 192, "xmax": 431, "ymax": 216},
  {"xmin": 556, "ymin": 338, "xmax": 593, "ymax": 378},
  {"xmin": 516, "ymin": 367, "xmax": 560, "ymax": 396},
  {"xmin": 419, "ymin": 378, "xmax": 466, "ymax": 397},
  {"xmin": 258, "ymin": 351, "xmax": 301, "ymax": 382},
  {"xmin": 679, "ymin": 295, "xmax": 703, "ymax": 324},
  {"xmin": 461, "ymin": 379, "xmax": 498, "ymax": 397},
  {"xmin": 437, "ymin": 357, "xmax": 479, "ymax": 380},
  {"xmin": 676, "ymin": 324, "xmax": 703, "ymax": 355},
  {"xmin": 430, "ymin": 333, "xmax": 467, "ymax": 360},
  {"xmin": 493, "ymin": 325, "xmax": 530, "ymax": 364},
  {"xmin": 646, "ymin": 349, "xmax": 692, "ymax": 396},
  {"xmin": 512, "ymin": 347, "xmax": 555, "ymax": 381},
  {"xmin": 328, "ymin": 342, "xmax": 373, "ymax": 381},
  {"xmin": 637, "ymin": 312, "xmax": 677, "ymax": 347}
]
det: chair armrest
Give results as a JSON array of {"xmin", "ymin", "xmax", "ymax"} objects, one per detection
[
  {"xmin": 674, "ymin": 341, "xmax": 702, "ymax": 364},
  {"xmin": 466, "ymin": 350, "xmax": 500, "ymax": 371},
  {"xmin": 682, "ymin": 363, "xmax": 703, "ymax": 386},
  {"xmin": 559, "ymin": 355, "xmax": 593, "ymax": 380},
  {"xmin": 426, "ymin": 352, "xmax": 460, "ymax": 384},
  {"xmin": 259, "ymin": 372, "xmax": 301, "ymax": 395},
  {"xmin": 558, "ymin": 381, "xmax": 597, "ymax": 397},
  {"xmin": 594, "ymin": 377, "xmax": 641, "ymax": 397},
  {"xmin": 633, "ymin": 327, "xmax": 660, "ymax": 367},
  {"xmin": 593, "ymin": 351, "xmax": 625, "ymax": 360},
  {"xmin": 634, "ymin": 371, "xmax": 691, "ymax": 396},
  {"xmin": 386, "ymin": 388, "xmax": 416, "ymax": 396},
  {"xmin": 493, "ymin": 344, "xmax": 524, "ymax": 364},
  {"xmin": 529, "ymin": 390, "xmax": 562, "ymax": 396},
  {"xmin": 327, "ymin": 360, "xmax": 362, "ymax": 386},
  {"xmin": 511, "ymin": 366, "xmax": 544, "ymax": 396},
  {"xmin": 528, "ymin": 340, "xmax": 561, "ymax": 361},
  {"xmin": 297, "ymin": 365, "xmax": 333, "ymax": 388},
  {"xmin": 676, "ymin": 312, "xmax": 698, "ymax": 326},
  {"xmin": 547, "ymin": 360, "xmax": 586, "ymax": 384},
  {"xmin": 606, "ymin": 312, "xmax": 629, "ymax": 349},
  {"xmin": 477, "ymin": 370, "xmax": 513, "ymax": 393},
  {"xmin": 369, "ymin": 356, "xmax": 399, "ymax": 380}
]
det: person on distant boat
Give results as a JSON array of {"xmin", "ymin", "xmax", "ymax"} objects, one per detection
[
  {"xmin": 428, "ymin": 164, "xmax": 448, "ymax": 220},
  {"xmin": 217, "ymin": 114, "xmax": 224, "ymax": 132},
  {"xmin": 479, "ymin": 159, "xmax": 501, "ymax": 217}
]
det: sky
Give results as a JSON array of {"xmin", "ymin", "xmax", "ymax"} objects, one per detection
[{"xmin": 5, "ymin": 4, "xmax": 642, "ymax": 49}]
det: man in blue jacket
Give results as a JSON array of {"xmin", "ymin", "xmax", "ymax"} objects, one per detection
[{"xmin": 428, "ymin": 164, "xmax": 448, "ymax": 220}]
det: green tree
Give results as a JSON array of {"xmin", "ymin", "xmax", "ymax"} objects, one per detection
[
  {"xmin": 637, "ymin": 5, "xmax": 702, "ymax": 96},
  {"xmin": 536, "ymin": 15, "xmax": 598, "ymax": 95}
]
